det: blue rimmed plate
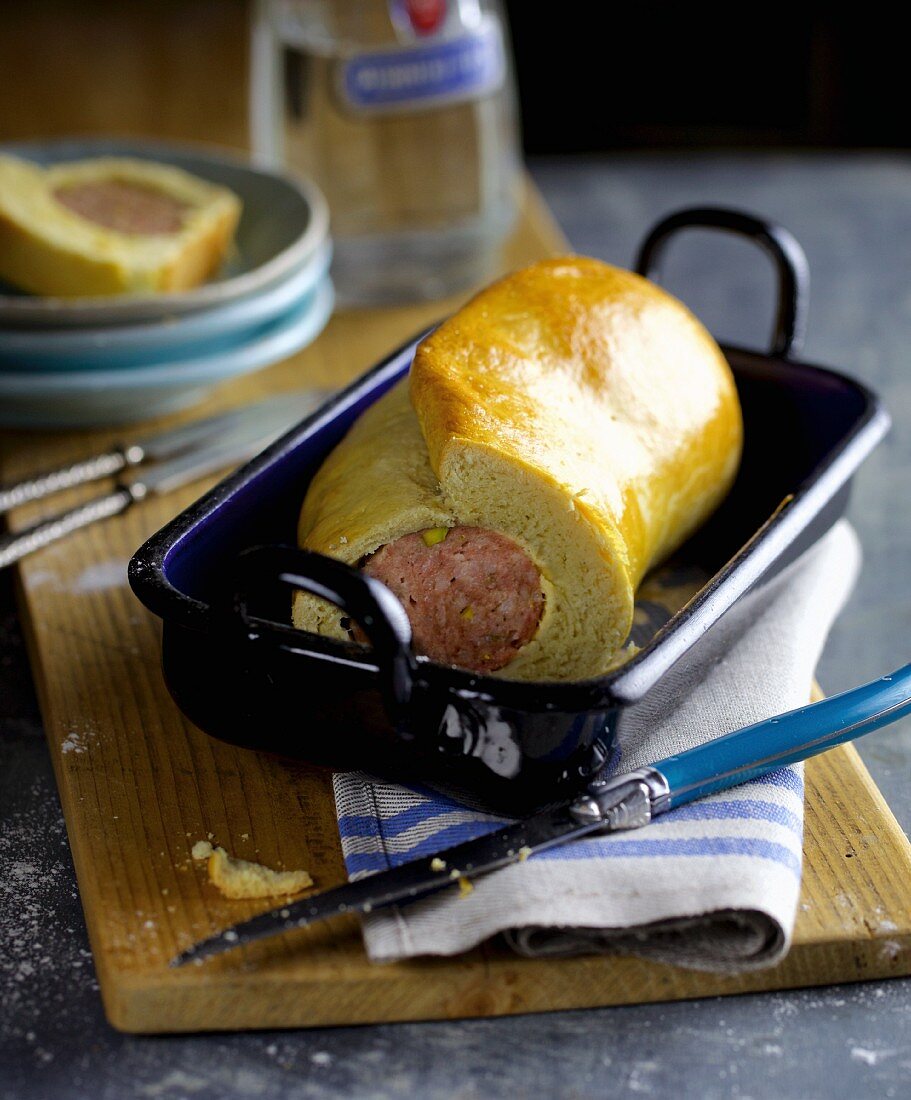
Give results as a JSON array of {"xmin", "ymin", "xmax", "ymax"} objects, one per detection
[
  {"xmin": 0, "ymin": 242, "xmax": 332, "ymax": 371},
  {"xmin": 0, "ymin": 278, "xmax": 335, "ymax": 427}
]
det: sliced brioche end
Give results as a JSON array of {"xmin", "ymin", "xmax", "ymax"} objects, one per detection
[{"xmin": 0, "ymin": 154, "xmax": 241, "ymax": 297}]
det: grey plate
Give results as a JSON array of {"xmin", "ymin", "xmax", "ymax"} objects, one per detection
[
  {"xmin": 0, "ymin": 277, "xmax": 335, "ymax": 427},
  {"xmin": 0, "ymin": 137, "xmax": 329, "ymax": 328}
]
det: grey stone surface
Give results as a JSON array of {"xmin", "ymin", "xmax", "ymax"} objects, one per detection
[{"xmin": 2, "ymin": 154, "xmax": 909, "ymax": 1098}]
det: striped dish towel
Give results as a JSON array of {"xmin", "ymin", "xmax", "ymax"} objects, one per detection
[{"xmin": 333, "ymin": 521, "xmax": 860, "ymax": 970}]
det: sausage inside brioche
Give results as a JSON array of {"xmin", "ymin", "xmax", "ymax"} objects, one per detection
[{"xmin": 294, "ymin": 257, "xmax": 743, "ymax": 682}]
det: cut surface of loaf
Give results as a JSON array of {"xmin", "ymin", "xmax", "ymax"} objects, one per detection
[
  {"xmin": 0, "ymin": 155, "xmax": 241, "ymax": 297},
  {"xmin": 295, "ymin": 257, "xmax": 743, "ymax": 682}
]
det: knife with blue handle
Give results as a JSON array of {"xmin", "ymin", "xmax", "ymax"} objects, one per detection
[{"xmin": 173, "ymin": 663, "xmax": 911, "ymax": 966}]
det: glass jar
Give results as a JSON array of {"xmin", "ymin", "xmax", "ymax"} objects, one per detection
[{"xmin": 251, "ymin": 0, "xmax": 522, "ymax": 305}]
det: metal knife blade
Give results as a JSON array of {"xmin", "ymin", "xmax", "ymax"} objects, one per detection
[
  {"xmin": 134, "ymin": 390, "xmax": 331, "ymax": 464},
  {"xmin": 0, "ymin": 389, "xmax": 332, "ymax": 517},
  {"xmin": 133, "ymin": 393, "xmax": 327, "ymax": 496},
  {"xmin": 0, "ymin": 389, "xmax": 334, "ymax": 570},
  {"xmin": 172, "ymin": 805, "xmax": 604, "ymax": 967}
]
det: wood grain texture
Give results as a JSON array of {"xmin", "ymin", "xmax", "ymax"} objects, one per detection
[{"xmin": 2, "ymin": 183, "xmax": 909, "ymax": 1034}]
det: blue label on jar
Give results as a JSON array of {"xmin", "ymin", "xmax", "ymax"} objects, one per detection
[{"xmin": 339, "ymin": 17, "xmax": 505, "ymax": 113}]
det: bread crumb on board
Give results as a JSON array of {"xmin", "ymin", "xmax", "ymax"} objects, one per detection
[{"xmin": 190, "ymin": 840, "xmax": 313, "ymax": 899}]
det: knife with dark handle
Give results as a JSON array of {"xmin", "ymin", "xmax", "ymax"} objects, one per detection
[
  {"xmin": 0, "ymin": 440, "xmax": 257, "ymax": 570},
  {"xmin": 173, "ymin": 662, "xmax": 911, "ymax": 967},
  {"xmin": 0, "ymin": 485, "xmax": 142, "ymax": 569},
  {"xmin": 0, "ymin": 446, "xmax": 146, "ymax": 513},
  {"xmin": 0, "ymin": 390, "xmax": 330, "ymax": 569},
  {"xmin": 0, "ymin": 390, "xmax": 330, "ymax": 516}
]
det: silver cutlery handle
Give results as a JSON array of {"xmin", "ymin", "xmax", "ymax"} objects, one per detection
[
  {"xmin": 0, "ymin": 484, "xmax": 143, "ymax": 569},
  {"xmin": 0, "ymin": 445, "xmax": 144, "ymax": 514}
]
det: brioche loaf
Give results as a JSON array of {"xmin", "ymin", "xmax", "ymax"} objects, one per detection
[
  {"xmin": 0, "ymin": 154, "xmax": 241, "ymax": 297},
  {"xmin": 294, "ymin": 257, "xmax": 743, "ymax": 681}
]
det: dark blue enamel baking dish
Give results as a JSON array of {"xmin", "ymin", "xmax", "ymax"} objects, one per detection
[{"xmin": 129, "ymin": 209, "xmax": 890, "ymax": 814}]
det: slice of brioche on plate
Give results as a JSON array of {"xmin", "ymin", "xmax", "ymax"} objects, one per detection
[{"xmin": 0, "ymin": 154, "xmax": 241, "ymax": 297}]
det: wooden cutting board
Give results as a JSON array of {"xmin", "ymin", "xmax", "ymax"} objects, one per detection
[{"xmin": 3, "ymin": 182, "xmax": 910, "ymax": 1033}]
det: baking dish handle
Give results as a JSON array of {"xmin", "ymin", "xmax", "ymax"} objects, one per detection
[
  {"xmin": 634, "ymin": 206, "xmax": 810, "ymax": 358},
  {"xmin": 232, "ymin": 545, "xmax": 419, "ymax": 723}
]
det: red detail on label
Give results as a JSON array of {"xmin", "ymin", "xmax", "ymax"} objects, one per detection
[{"xmin": 405, "ymin": 0, "xmax": 447, "ymax": 35}]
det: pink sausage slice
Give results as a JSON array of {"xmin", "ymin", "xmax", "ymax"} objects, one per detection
[
  {"xmin": 54, "ymin": 181, "xmax": 188, "ymax": 235},
  {"xmin": 363, "ymin": 527, "xmax": 544, "ymax": 672}
]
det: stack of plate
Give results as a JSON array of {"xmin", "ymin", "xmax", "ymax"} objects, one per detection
[{"xmin": 0, "ymin": 140, "xmax": 334, "ymax": 428}]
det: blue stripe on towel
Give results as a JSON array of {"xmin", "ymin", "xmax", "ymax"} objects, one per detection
[
  {"xmin": 339, "ymin": 769, "xmax": 802, "ymax": 842},
  {"xmin": 343, "ymin": 833, "xmax": 801, "ymax": 879},
  {"xmin": 661, "ymin": 798, "xmax": 802, "ymax": 835},
  {"xmin": 338, "ymin": 804, "xmax": 508, "ymax": 840},
  {"xmin": 340, "ymin": 794, "xmax": 801, "ymax": 851},
  {"xmin": 344, "ymin": 820, "xmax": 502, "ymax": 875},
  {"xmin": 535, "ymin": 835, "xmax": 802, "ymax": 877},
  {"xmin": 337, "ymin": 766, "xmax": 805, "ymax": 882}
]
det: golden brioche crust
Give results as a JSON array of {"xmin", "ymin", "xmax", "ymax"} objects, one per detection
[{"xmin": 295, "ymin": 257, "xmax": 743, "ymax": 681}]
